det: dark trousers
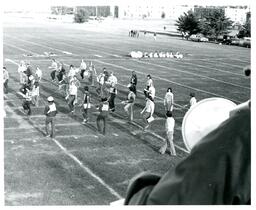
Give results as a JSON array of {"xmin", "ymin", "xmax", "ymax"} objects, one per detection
[
  {"xmin": 50, "ymin": 70, "xmax": 56, "ymax": 80},
  {"xmin": 80, "ymin": 69, "xmax": 85, "ymax": 79},
  {"xmin": 45, "ymin": 116, "xmax": 56, "ymax": 137},
  {"xmin": 97, "ymin": 114, "xmax": 106, "ymax": 134},
  {"xmin": 83, "ymin": 108, "xmax": 90, "ymax": 121},
  {"xmin": 109, "ymin": 94, "xmax": 116, "ymax": 111},
  {"xmin": 22, "ymin": 100, "xmax": 31, "ymax": 115},
  {"xmin": 68, "ymin": 95, "xmax": 76, "ymax": 112},
  {"xmin": 4, "ymin": 80, "xmax": 8, "ymax": 94}
]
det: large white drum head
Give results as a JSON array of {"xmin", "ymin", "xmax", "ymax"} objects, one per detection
[{"xmin": 182, "ymin": 98, "xmax": 236, "ymax": 152}]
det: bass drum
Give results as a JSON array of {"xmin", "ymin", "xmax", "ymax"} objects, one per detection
[{"xmin": 182, "ymin": 97, "xmax": 237, "ymax": 152}]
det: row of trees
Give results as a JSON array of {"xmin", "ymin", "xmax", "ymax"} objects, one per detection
[{"xmin": 175, "ymin": 9, "xmax": 251, "ymax": 39}]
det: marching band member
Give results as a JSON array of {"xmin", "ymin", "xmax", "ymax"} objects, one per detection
[{"xmin": 44, "ymin": 96, "xmax": 58, "ymax": 138}]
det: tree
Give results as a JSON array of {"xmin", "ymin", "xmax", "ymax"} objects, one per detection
[
  {"xmin": 74, "ymin": 8, "xmax": 89, "ymax": 23},
  {"xmin": 237, "ymin": 12, "xmax": 251, "ymax": 38},
  {"xmin": 175, "ymin": 11, "xmax": 201, "ymax": 37},
  {"xmin": 198, "ymin": 9, "xmax": 233, "ymax": 39}
]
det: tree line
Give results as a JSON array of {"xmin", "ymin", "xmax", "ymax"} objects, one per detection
[{"xmin": 175, "ymin": 9, "xmax": 251, "ymax": 40}]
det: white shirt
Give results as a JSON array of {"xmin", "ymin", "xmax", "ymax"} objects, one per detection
[
  {"xmin": 190, "ymin": 97, "xmax": 197, "ymax": 107},
  {"xmin": 146, "ymin": 78, "xmax": 153, "ymax": 87},
  {"xmin": 35, "ymin": 68, "xmax": 42, "ymax": 80},
  {"xmin": 48, "ymin": 103, "xmax": 57, "ymax": 113},
  {"xmin": 18, "ymin": 65, "xmax": 27, "ymax": 73},
  {"xmin": 148, "ymin": 86, "xmax": 155, "ymax": 99},
  {"xmin": 32, "ymin": 86, "xmax": 39, "ymax": 96},
  {"xmin": 69, "ymin": 84, "xmax": 78, "ymax": 95},
  {"xmin": 165, "ymin": 117, "xmax": 175, "ymax": 133},
  {"xmin": 68, "ymin": 68, "xmax": 77, "ymax": 78},
  {"xmin": 80, "ymin": 61, "xmax": 87, "ymax": 70},
  {"xmin": 164, "ymin": 92, "xmax": 173, "ymax": 104},
  {"xmin": 107, "ymin": 75, "xmax": 118, "ymax": 87},
  {"xmin": 144, "ymin": 99, "xmax": 155, "ymax": 115}
]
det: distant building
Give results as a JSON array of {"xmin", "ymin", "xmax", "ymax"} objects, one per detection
[
  {"xmin": 118, "ymin": 2, "xmax": 194, "ymax": 19},
  {"xmin": 224, "ymin": 6, "xmax": 250, "ymax": 25}
]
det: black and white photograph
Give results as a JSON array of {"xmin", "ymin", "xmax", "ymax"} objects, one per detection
[{"xmin": 1, "ymin": 0, "xmax": 254, "ymax": 206}]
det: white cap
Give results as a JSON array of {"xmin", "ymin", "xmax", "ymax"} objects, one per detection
[{"xmin": 47, "ymin": 96, "xmax": 54, "ymax": 102}]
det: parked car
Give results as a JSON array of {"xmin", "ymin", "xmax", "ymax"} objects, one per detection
[
  {"xmin": 189, "ymin": 34, "xmax": 209, "ymax": 42},
  {"xmin": 239, "ymin": 37, "xmax": 251, "ymax": 48},
  {"xmin": 231, "ymin": 38, "xmax": 240, "ymax": 46},
  {"xmin": 189, "ymin": 34, "xmax": 201, "ymax": 42},
  {"xmin": 200, "ymin": 37, "xmax": 209, "ymax": 42}
]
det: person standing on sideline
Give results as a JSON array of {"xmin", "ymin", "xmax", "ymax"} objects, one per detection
[
  {"xmin": 96, "ymin": 98, "xmax": 109, "ymax": 135},
  {"xmin": 123, "ymin": 85, "xmax": 136, "ymax": 121},
  {"xmin": 164, "ymin": 87, "xmax": 174, "ymax": 112},
  {"xmin": 141, "ymin": 97, "xmax": 155, "ymax": 130},
  {"xmin": 153, "ymin": 32, "xmax": 157, "ymax": 40},
  {"xmin": 129, "ymin": 71, "xmax": 137, "ymax": 95},
  {"xmin": 3, "ymin": 67, "xmax": 9, "ymax": 94},
  {"xmin": 44, "ymin": 96, "xmax": 57, "ymax": 138},
  {"xmin": 80, "ymin": 59, "xmax": 87, "ymax": 80},
  {"xmin": 159, "ymin": 111, "xmax": 176, "ymax": 156},
  {"xmin": 82, "ymin": 86, "xmax": 91, "ymax": 124}
]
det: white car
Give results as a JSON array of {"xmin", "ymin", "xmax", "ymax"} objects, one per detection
[{"xmin": 200, "ymin": 37, "xmax": 209, "ymax": 42}]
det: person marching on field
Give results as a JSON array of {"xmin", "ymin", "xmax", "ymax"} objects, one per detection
[
  {"xmin": 44, "ymin": 96, "xmax": 57, "ymax": 138},
  {"xmin": 164, "ymin": 87, "xmax": 174, "ymax": 112},
  {"xmin": 96, "ymin": 68, "xmax": 106, "ymax": 96},
  {"xmin": 80, "ymin": 59, "xmax": 87, "ymax": 80},
  {"xmin": 3, "ymin": 67, "xmax": 9, "ymax": 95},
  {"xmin": 58, "ymin": 71, "xmax": 69, "ymax": 98},
  {"xmin": 107, "ymin": 71, "xmax": 118, "ymax": 112},
  {"xmin": 146, "ymin": 74, "xmax": 154, "ymax": 89},
  {"xmin": 21, "ymin": 86, "xmax": 32, "ymax": 116},
  {"xmin": 31, "ymin": 81, "xmax": 40, "ymax": 107},
  {"xmin": 123, "ymin": 85, "xmax": 136, "ymax": 121},
  {"xmin": 159, "ymin": 111, "xmax": 176, "ymax": 156},
  {"xmin": 56, "ymin": 62, "xmax": 66, "ymax": 83},
  {"xmin": 82, "ymin": 86, "xmax": 91, "ymax": 124},
  {"xmin": 129, "ymin": 71, "xmax": 137, "ymax": 95},
  {"xmin": 35, "ymin": 66, "xmax": 42, "ymax": 83},
  {"xmin": 49, "ymin": 59, "xmax": 58, "ymax": 82},
  {"xmin": 67, "ymin": 78, "xmax": 78, "ymax": 114},
  {"xmin": 17, "ymin": 61, "xmax": 27, "ymax": 84},
  {"xmin": 184, "ymin": 92, "xmax": 197, "ymax": 109},
  {"xmin": 141, "ymin": 96, "xmax": 155, "ymax": 130},
  {"xmin": 96, "ymin": 97, "xmax": 109, "ymax": 135}
]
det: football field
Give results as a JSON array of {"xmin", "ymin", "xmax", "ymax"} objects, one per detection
[{"xmin": 3, "ymin": 18, "xmax": 250, "ymax": 205}]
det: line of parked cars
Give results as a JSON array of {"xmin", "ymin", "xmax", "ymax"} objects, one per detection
[{"xmin": 188, "ymin": 33, "xmax": 251, "ymax": 48}]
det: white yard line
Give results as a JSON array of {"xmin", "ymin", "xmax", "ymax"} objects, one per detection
[
  {"xmin": 5, "ymin": 35, "xmax": 246, "ymax": 103},
  {"xmin": 94, "ymin": 54, "xmax": 103, "ymax": 58},
  {"xmin": 95, "ymin": 60, "xmax": 243, "ymax": 104},
  {"xmin": 134, "ymin": 59, "xmax": 249, "ymax": 90},
  {"xmin": 51, "ymin": 138, "xmax": 123, "ymax": 199}
]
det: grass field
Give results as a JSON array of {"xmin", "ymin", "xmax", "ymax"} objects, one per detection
[{"xmin": 3, "ymin": 17, "xmax": 250, "ymax": 205}]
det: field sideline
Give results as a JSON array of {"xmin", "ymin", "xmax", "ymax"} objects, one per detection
[{"xmin": 3, "ymin": 19, "xmax": 250, "ymax": 205}]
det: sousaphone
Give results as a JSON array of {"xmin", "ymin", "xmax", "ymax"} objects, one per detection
[{"xmin": 182, "ymin": 97, "xmax": 237, "ymax": 152}]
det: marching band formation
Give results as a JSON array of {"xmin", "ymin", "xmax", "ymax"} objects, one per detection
[{"xmin": 3, "ymin": 59, "xmax": 197, "ymax": 156}]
